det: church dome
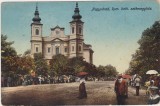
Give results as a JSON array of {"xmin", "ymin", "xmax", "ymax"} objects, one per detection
[
  {"xmin": 72, "ymin": 2, "xmax": 82, "ymax": 21},
  {"xmin": 32, "ymin": 5, "xmax": 41, "ymax": 23}
]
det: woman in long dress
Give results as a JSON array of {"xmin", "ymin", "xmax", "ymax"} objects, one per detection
[{"xmin": 78, "ymin": 78, "xmax": 87, "ymax": 99}]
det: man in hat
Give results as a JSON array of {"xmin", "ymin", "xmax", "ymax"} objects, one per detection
[
  {"xmin": 134, "ymin": 74, "xmax": 141, "ymax": 96},
  {"xmin": 148, "ymin": 86, "xmax": 160, "ymax": 104},
  {"xmin": 114, "ymin": 75, "xmax": 127, "ymax": 105}
]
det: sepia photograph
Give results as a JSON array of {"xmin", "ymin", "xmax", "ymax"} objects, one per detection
[{"xmin": 1, "ymin": 0, "xmax": 160, "ymax": 105}]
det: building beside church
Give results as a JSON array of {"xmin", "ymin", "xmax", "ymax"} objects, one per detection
[{"xmin": 30, "ymin": 3, "xmax": 93, "ymax": 63}]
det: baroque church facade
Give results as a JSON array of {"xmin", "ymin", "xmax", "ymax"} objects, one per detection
[{"xmin": 30, "ymin": 3, "xmax": 93, "ymax": 64}]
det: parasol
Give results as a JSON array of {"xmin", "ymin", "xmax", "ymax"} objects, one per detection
[
  {"xmin": 157, "ymin": 74, "xmax": 160, "ymax": 76},
  {"xmin": 77, "ymin": 72, "xmax": 88, "ymax": 76},
  {"xmin": 122, "ymin": 74, "xmax": 132, "ymax": 79},
  {"xmin": 146, "ymin": 70, "xmax": 158, "ymax": 75}
]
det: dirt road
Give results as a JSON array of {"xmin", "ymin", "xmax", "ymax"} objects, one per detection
[{"xmin": 1, "ymin": 81, "xmax": 148, "ymax": 105}]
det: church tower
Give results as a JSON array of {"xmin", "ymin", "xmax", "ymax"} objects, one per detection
[
  {"xmin": 30, "ymin": 4, "xmax": 43, "ymax": 57},
  {"xmin": 69, "ymin": 2, "xmax": 84, "ymax": 58}
]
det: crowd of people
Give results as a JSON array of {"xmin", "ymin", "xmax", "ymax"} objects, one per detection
[
  {"xmin": 144, "ymin": 75, "xmax": 160, "ymax": 105},
  {"xmin": 114, "ymin": 74, "xmax": 160, "ymax": 105},
  {"xmin": 1, "ymin": 74, "xmax": 116, "ymax": 87},
  {"xmin": 2, "ymin": 73, "xmax": 160, "ymax": 105},
  {"xmin": 1, "ymin": 74, "xmax": 77, "ymax": 87},
  {"xmin": 145, "ymin": 75, "xmax": 160, "ymax": 95}
]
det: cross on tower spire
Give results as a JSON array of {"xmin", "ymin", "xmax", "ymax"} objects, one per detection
[{"xmin": 32, "ymin": 3, "xmax": 41, "ymax": 23}]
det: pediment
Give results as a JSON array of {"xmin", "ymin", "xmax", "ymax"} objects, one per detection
[
  {"xmin": 52, "ymin": 38, "xmax": 64, "ymax": 42},
  {"xmin": 51, "ymin": 25, "xmax": 64, "ymax": 31}
]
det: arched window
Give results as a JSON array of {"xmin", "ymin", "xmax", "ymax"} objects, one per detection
[
  {"xmin": 79, "ymin": 45, "xmax": 81, "ymax": 51},
  {"xmin": 36, "ymin": 47, "xmax": 38, "ymax": 52},
  {"xmin": 36, "ymin": 29, "xmax": 39, "ymax": 35},
  {"xmin": 72, "ymin": 27, "xmax": 74, "ymax": 34},
  {"xmin": 48, "ymin": 47, "xmax": 51, "ymax": 53},
  {"xmin": 72, "ymin": 46, "xmax": 74, "ymax": 51},
  {"xmin": 79, "ymin": 27, "xmax": 82, "ymax": 34},
  {"xmin": 64, "ymin": 47, "xmax": 67, "ymax": 52},
  {"xmin": 56, "ymin": 47, "xmax": 59, "ymax": 55}
]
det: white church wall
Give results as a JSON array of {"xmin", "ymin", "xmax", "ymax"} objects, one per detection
[
  {"xmin": 43, "ymin": 43, "xmax": 52, "ymax": 59},
  {"xmin": 83, "ymin": 50, "xmax": 90, "ymax": 63},
  {"xmin": 50, "ymin": 28, "xmax": 65, "ymax": 37}
]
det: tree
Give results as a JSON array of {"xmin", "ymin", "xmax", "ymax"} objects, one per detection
[
  {"xmin": 67, "ymin": 56, "xmax": 99, "ymax": 77},
  {"xmin": 1, "ymin": 35, "xmax": 17, "ymax": 57},
  {"xmin": 83, "ymin": 61, "xmax": 97, "ymax": 77},
  {"xmin": 104, "ymin": 65, "xmax": 118, "ymax": 77},
  {"xmin": 1, "ymin": 34, "xmax": 17, "ymax": 75},
  {"xmin": 1, "ymin": 34, "xmax": 35, "ymax": 76},
  {"xmin": 96, "ymin": 65, "xmax": 118, "ymax": 78},
  {"xmin": 67, "ymin": 57, "xmax": 85, "ymax": 75},
  {"xmin": 34, "ymin": 53, "xmax": 49, "ymax": 76},
  {"xmin": 96, "ymin": 65, "xmax": 106, "ymax": 77},
  {"xmin": 127, "ymin": 21, "xmax": 160, "ymax": 78},
  {"xmin": 50, "ymin": 55, "xmax": 98, "ymax": 76},
  {"xmin": 16, "ymin": 55, "xmax": 35, "ymax": 75},
  {"xmin": 23, "ymin": 49, "xmax": 31, "ymax": 56},
  {"xmin": 50, "ymin": 54, "xmax": 68, "ymax": 76}
]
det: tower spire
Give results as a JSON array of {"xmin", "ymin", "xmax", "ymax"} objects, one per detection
[
  {"xmin": 36, "ymin": 3, "xmax": 38, "ymax": 11},
  {"xmin": 32, "ymin": 3, "xmax": 41, "ymax": 23},
  {"xmin": 72, "ymin": 2, "xmax": 82, "ymax": 21},
  {"xmin": 76, "ymin": 2, "xmax": 78, "ymax": 8}
]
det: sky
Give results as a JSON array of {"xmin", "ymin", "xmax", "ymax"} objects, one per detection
[{"xmin": 1, "ymin": 0, "xmax": 160, "ymax": 73}]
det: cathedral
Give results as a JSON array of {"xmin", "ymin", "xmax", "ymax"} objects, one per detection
[{"xmin": 30, "ymin": 3, "xmax": 93, "ymax": 64}]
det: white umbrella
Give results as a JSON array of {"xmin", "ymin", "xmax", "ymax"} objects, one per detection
[
  {"xmin": 146, "ymin": 70, "xmax": 158, "ymax": 74},
  {"xmin": 157, "ymin": 74, "xmax": 160, "ymax": 76}
]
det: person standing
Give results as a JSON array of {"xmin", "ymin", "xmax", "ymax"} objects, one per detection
[
  {"xmin": 7, "ymin": 76, "xmax": 12, "ymax": 87},
  {"xmin": 134, "ymin": 75, "xmax": 141, "ymax": 96},
  {"xmin": 78, "ymin": 77, "xmax": 87, "ymax": 99},
  {"xmin": 147, "ymin": 86, "xmax": 160, "ymax": 104},
  {"xmin": 154, "ymin": 76, "xmax": 159, "ymax": 87},
  {"xmin": 38, "ymin": 75, "xmax": 42, "ymax": 84},
  {"xmin": 114, "ymin": 75, "xmax": 127, "ymax": 105}
]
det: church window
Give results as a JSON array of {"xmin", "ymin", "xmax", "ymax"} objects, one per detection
[
  {"xmin": 79, "ymin": 45, "xmax": 81, "ymax": 51},
  {"xmin": 36, "ymin": 47, "xmax": 38, "ymax": 52},
  {"xmin": 72, "ymin": 27, "xmax": 74, "ymax": 34},
  {"xmin": 72, "ymin": 46, "xmax": 74, "ymax": 51},
  {"xmin": 36, "ymin": 29, "xmax": 39, "ymax": 35},
  {"xmin": 65, "ymin": 47, "xmax": 67, "ymax": 52},
  {"xmin": 56, "ymin": 47, "xmax": 59, "ymax": 55},
  {"xmin": 48, "ymin": 47, "xmax": 51, "ymax": 53},
  {"xmin": 79, "ymin": 27, "xmax": 82, "ymax": 34}
]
